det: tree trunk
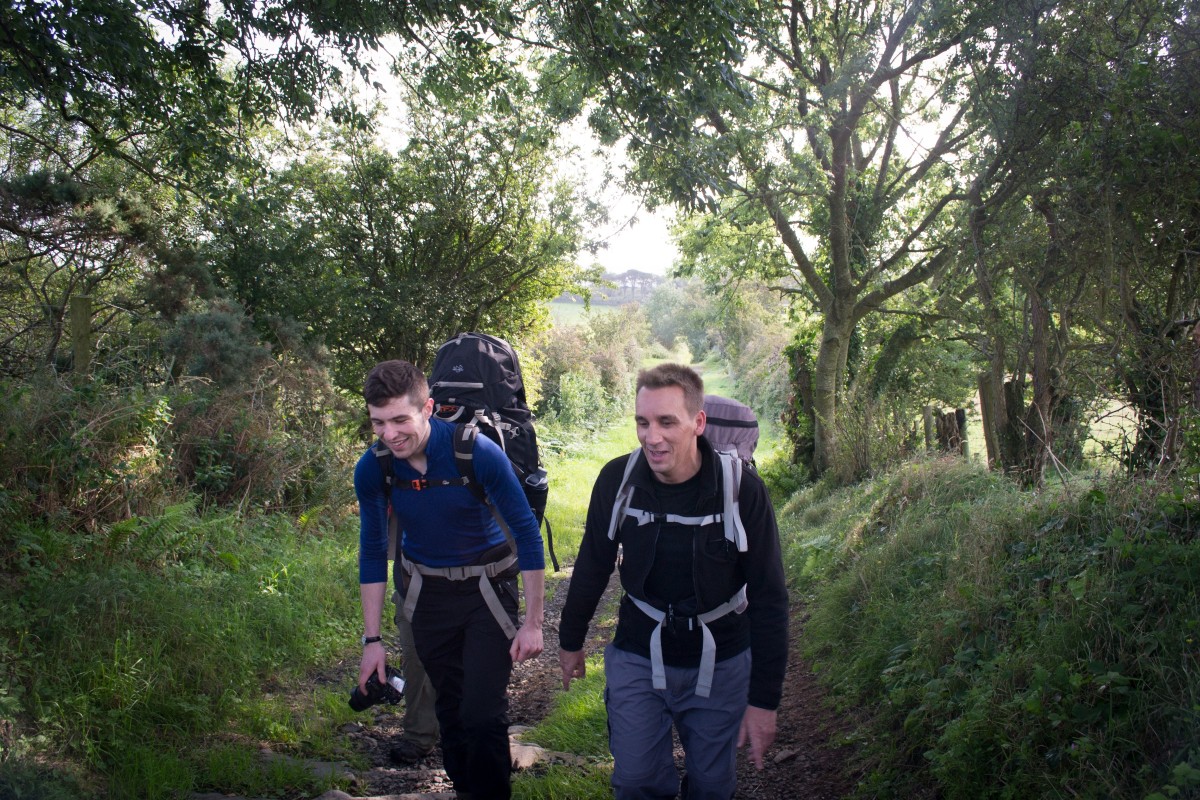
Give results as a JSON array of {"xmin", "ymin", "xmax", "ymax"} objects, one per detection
[
  {"xmin": 811, "ymin": 314, "xmax": 853, "ymax": 476},
  {"xmin": 70, "ymin": 295, "xmax": 92, "ymax": 380},
  {"xmin": 977, "ymin": 371, "xmax": 1000, "ymax": 469},
  {"xmin": 785, "ymin": 343, "xmax": 816, "ymax": 470},
  {"xmin": 1000, "ymin": 378, "xmax": 1028, "ymax": 469},
  {"xmin": 969, "ymin": 189, "xmax": 1012, "ymax": 472},
  {"xmin": 1021, "ymin": 282, "xmax": 1055, "ymax": 487}
]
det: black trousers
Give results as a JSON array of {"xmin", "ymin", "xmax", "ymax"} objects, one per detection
[{"xmin": 410, "ymin": 573, "xmax": 518, "ymax": 800}]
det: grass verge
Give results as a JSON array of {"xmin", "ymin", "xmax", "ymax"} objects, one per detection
[
  {"xmin": 0, "ymin": 503, "xmax": 362, "ymax": 799},
  {"xmin": 792, "ymin": 456, "xmax": 1200, "ymax": 800}
]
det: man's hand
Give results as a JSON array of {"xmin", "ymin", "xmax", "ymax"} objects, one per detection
[
  {"xmin": 559, "ymin": 648, "xmax": 586, "ymax": 691},
  {"xmin": 510, "ymin": 569, "xmax": 545, "ymax": 663},
  {"xmin": 510, "ymin": 620, "xmax": 544, "ymax": 663},
  {"xmin": 358, "ymin": 642, "xmax": 387, "ymax": 693},
  {"xmin": 737, "ymin": 705, "xmax": 778, "ymax": 769}
]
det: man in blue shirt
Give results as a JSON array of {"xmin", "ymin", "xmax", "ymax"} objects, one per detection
[{"xmin": 356, "ymin": 359, "xmax": 544, "ymax": 800}]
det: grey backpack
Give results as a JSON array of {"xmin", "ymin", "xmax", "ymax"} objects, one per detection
[{"xmin": 702, "ymin": 395, "xmax": 759, "ymax": 464}]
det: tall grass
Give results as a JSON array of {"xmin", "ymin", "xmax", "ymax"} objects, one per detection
[
  {"xmin": 0, "ymin": 504, "xmax": 362, "ymax": 799},
  {"xmin": 793, "ymin": 457, "xmax": 1200, "ymax": 799}
]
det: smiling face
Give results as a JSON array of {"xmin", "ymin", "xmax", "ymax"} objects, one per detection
[
  {"xmin": 368, "ymin": 394, "xmax": 434, "ymax": 463},
  {"xmin": 635, "ymin": 385, "xmax": 707, "ymax": 485}
]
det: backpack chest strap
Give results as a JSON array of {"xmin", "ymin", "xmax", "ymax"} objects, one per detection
[
  {"xmin": 398, "ymin": 553, "xmax": 519, "ymax": 639},
  {"xmin": 622, "ymin": 509, "xmax": 724, "ymax": 528},
  {"xmin": 607, "ymin": 448, "xmax": 748, "ymax": 553},
  {"xmin": 627, "ymin": 584, "xmax": 749, "ymax": 698}
]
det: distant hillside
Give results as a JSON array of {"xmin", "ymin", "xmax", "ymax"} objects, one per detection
[{"xmin": 558, "ymin": 269, "xmax": 666, "ymax": 305}]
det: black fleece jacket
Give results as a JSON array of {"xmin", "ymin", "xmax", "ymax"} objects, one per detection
[{"xmin": 558, "ymin": 436, "xmax": 789, "ymax": 710}]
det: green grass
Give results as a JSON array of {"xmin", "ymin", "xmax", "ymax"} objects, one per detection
[
  {"xmin": 514, "ymin": 763, "xmax": 615, "ymax": 799},
  {"xmin": 547, "ymin": 298, "xmax": 590, "ymax": 327},
  {"xmin": 0, "ymin": 504, "xmax": 363, "ymax": 799},
  {"xmin": 543, "ymin": 416, "xmax": 639, "ymax": 572},
  {"xmin": 522, "ymin": 656, "xmax": 609, "ymax": 757},
  {"xmin": 792, "ymin": 458, "xmax": 1200, "ymax": 799}
]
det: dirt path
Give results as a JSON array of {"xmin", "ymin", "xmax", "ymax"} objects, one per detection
[{"xmin": 343, "ymin": 571, "xmax": 859, "ymax": 799}]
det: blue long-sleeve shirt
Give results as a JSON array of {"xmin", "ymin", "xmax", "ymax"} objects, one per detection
[{"xmin": 356, "ymin": 417, "xmax": 544, "ymax": 584}]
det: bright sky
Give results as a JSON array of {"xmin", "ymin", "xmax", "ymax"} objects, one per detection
[
  {"xmin": 562, "ymin": 120, "xmax": 680, "ymax": 276},
  {"xmin": 587, "ymin": 204, "xmax": 678, "ymax": 276}
]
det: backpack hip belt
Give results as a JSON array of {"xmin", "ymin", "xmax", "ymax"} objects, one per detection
[
  {"xmin": 399, "ymin": 552, "xmax": 520, "ymax": 639},
  {"xmin": 628, "ymin": 584, "xmax": 749, "ymax": 698}
]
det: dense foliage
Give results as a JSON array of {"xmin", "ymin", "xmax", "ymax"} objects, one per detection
[{"xmin": 540, "ymin": 0, "xmax": 1199, "ymax": 483}]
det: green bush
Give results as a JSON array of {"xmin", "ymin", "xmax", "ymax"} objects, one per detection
[
  {"xmin": 534, "ymin": 306, "xmax": 648, "ymax": 439},
  {"xmin": 0, "ymin": 345, "xmax": 350, "ymax": 530},
  {"xmin": 0, "ymin": 376, "xmax": 181, "ymax": 532},
  {"xmin": 543, "ymin": 369, "xmax": 613, "ymax": 430}
]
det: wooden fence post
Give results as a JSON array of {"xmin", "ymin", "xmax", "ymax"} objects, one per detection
[
  {"xmin": 956, "ymin": 407, "xmax": 970, "ymax": 460},
  {"xmin": 923, "ymin": 405, "xmax": 934, "ymax": 451}
]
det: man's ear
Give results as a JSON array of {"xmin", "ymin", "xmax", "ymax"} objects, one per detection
[
  {"xmin": 422, "ymin": 396, "xmax": 435, "ymax": 418},
  {"xmin": 695, "ymin": 409, "xmax": 707, "ymax": 436}
]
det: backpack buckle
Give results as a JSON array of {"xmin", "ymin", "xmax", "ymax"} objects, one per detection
[{"xmin": 410, "ymin": 479, "xmax": 428, "ymax": 491}]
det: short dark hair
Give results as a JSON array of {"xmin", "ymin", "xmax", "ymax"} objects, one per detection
[
  {"xmin": 636, "ymin": 363, "xmax": 704, "ymax": 415},
  {"xmin": 363, "ymin": 360, "xmax": 429, "ymax": 407}
]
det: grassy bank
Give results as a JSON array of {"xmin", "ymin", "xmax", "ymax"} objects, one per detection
[
  {"xmin": 788, "ymin": 458, "xmax": 1200, "ymax": 799},
  {"xmin": 0, "ymin": 504, "xmax": 364, "ymax": 799}
]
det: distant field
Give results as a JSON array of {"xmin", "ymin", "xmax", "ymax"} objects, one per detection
[{"xmin": 548, "ymin": 298, "xmax": 589, "ymax": 327}]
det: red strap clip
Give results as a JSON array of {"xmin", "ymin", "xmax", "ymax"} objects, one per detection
[{"xmin": 410, "ymin": 479, "xmax": 428, "ymax": 491}]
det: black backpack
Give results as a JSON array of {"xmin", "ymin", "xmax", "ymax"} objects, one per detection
[
  {"xmin": 702, "ymin": 394, "xmax": 759, "ymax": 465},
  {"xmin": 427, "ymin": 332, "xmax": 557, "ymax": 570}
]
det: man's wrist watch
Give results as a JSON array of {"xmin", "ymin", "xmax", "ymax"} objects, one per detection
[{"xmin": 361, "ymin": 635, "xmax": 383, "ymax": 646}]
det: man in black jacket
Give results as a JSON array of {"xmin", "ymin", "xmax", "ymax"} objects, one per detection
[{"xmin": 558, "ymin": 363, "xmax": 788, "ymax": 800}]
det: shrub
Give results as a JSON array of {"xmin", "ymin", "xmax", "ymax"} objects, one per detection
[{"xmin": 533, "ymin": 305, "xmax": 648, "ymax": 438}]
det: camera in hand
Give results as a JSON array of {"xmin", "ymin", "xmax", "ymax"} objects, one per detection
[{"xmin": 348, "ymin": 665, "xmax": 405, "ymax": 711}]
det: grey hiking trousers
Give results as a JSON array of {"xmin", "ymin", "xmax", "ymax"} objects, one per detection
[
  {"xmin": 394, "ymin": 591, "xmax": 438, "ymax": 749},
  {"xmin": 604, "ymin": 644, "xmax": 751, "ymax": 800}
]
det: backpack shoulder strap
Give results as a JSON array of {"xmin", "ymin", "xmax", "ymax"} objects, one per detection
[
  {"xmin": 607, "ymin": 447, "xmax": 748, "ymax": 553},
  {"xmin": 372, "ymin": 440, "xmax": 399, "ymax": 561},
  {"xmin": 453, "ymin": 421, "xmax": 489, "ymax": 506},
  {"xmin": 607, "ymin": 448, "xmax": 643, "ymax": 541},
  {"xmin": 454, "ymin": 422, "xmax": 517, "ymax": 553},
  {"xmin": 715, "ymin": 450, "xmax": 748, "ymax": 552}
]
